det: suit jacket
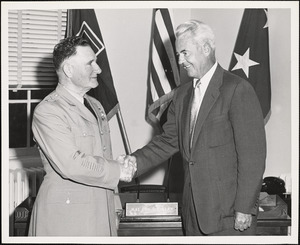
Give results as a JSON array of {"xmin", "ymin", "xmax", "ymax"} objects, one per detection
[
  {"xmin": 28, "ymin": 84, "xmax": 121, "ymax": 236},
  {"xmin": 133, "ymin": 64, "xmax": 266, "ymax": 234}
]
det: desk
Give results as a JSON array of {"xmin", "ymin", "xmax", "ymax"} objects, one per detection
[
  {"xmin": 118, "ymin": 193, "xmax": 291, "ymax": 236},
  {"xmin": 118, "ymin": 217, "xmax": 291, "ymax": 236},
  {"xmin": 118, "ymin": 220, "xmax": 183, "ymax": 236},
  {"xmin": 13, "ymin": 194, "xmax": 291, "ymax": 236},
  {"xmin": 256, "ymin": 218, "xmax": 291, "ymax": 235}
]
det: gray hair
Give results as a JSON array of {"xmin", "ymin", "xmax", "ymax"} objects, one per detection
[{"xmin": 175, "ymin": 20, "xmax": 216, "ymax": 51}]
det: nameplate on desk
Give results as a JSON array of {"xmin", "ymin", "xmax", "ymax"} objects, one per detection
[{"xmin": 125, "ymin": 202, "xmax": 178, "ymax": 216}]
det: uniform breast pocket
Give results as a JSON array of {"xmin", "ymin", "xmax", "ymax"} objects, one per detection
[
  {"xmin": 206, "ymin": 114, "xmax": 233, "ymax": 148},
  {"xmin": 72, "ymin": 125, "xmax": 95, "ymax": 153}
]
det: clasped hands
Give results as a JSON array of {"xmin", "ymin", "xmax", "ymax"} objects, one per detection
[{"xmin": 116, "ymin": 155, "xmax": 137, "ymax": 182}]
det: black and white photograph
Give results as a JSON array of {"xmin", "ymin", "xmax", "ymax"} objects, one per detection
[{"xmin": 1, "ymin": 1, "xmax": 299, "ymax": 244}]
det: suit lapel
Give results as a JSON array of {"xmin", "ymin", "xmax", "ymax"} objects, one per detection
[{"xmin": 191, "ymin": 65, "xmax": 223, "ymax": 149}]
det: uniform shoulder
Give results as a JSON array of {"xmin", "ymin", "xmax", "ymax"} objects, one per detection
[
  {"xmin": 44, "ymin": 90, "xmax": 60, "ymax": 102},
  {"xmin": 35, "ymin": 90, "xmax": 61, "ymax": 112}
]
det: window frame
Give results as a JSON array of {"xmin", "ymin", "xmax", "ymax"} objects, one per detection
[{"xmin": 8, "ymin": 9, "xmax": 67, "ymax": 150}]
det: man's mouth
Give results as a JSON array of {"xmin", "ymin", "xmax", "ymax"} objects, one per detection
[{"xmin": 183, "ymin": 64, "xmax": 191, "ymax": 69}]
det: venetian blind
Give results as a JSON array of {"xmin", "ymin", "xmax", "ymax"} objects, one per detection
[{"xmin": 8, "ymin": 9, "xmax": 67, "ymax": 90}]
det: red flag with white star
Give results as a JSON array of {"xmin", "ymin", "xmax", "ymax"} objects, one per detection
[
  {"xmin": 229, "ymin": 9, "xmax": 271, "ymax": 123},
  {"xmin": 66, "ymin": 9, "xmax": 119, "ymax": 121}
]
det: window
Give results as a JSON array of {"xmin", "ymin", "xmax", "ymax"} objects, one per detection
[{"xmin": 8, "ymin": 9, "xmax": 67, "ymax": 148}]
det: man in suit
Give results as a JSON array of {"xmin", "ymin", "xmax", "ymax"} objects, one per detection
[
  {"xmin": 28, "ymin": 36, "xmax": 135, "ymax": 236},
  {"xmin": 124, "ymin": 20, "xmax": 266, "ymax": 235}
]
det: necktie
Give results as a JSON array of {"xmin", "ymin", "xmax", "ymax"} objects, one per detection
[
  {"xmin": 190, "ymin": 80, "xmax": 201, "ymax": 147},
  {"xmin": 84, "ymin": 98, "xmax": 97, "ymax": 119}
]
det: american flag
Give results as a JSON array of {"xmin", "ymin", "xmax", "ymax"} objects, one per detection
[{"xmin": 147, "ymin": 9, "xmax": 180, "ymax": 125}]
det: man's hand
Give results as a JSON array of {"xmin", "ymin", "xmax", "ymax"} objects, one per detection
[
  {"xmin": 234, "ymin": 212, "xmax": 252, "ymax": 231},
  {"xmin": 117, "ymin": 155, "xmax": 137, "ymax": 182},
  {"xmin": 124, "ymin": 155, "xmax": 137, "ymax": 170}
]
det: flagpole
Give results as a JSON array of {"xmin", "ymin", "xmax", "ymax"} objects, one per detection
[
  {"xmin": 116, "ymin": 108, "xmax": 131, "ymax": 155},
  {"xmin": 116, "ymin": 108, "xmax": 141, "ymax": 201},
  {"xmin": 66, "ymin": 10, "xmax": 72, "ymax": 38}
]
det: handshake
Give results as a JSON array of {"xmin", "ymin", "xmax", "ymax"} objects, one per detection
[{"xmin": 117, "ymin": 155, "xmax": 137, "ymax": 182}]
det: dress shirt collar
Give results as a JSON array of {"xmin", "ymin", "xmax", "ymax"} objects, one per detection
[{"xmin": 193, "ymin": 61, "xmax": 218, "ymax": 88}]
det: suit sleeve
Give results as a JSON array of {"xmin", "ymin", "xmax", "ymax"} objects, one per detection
[
  {"xmin": 230, "ymin": 80, "xmax": 266, "ymax": 215},
  {"xmin": 133, "ymin": 99, "xmax": 180, "ymax": 177},
  {"xmin": 32, "ymin": 102, "xmax": 120, "ymax": 190}
]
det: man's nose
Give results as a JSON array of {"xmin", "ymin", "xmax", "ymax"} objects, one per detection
[
  {"xmin": 94, "ymin": 63, "xmax": 102, "ymax": 74},
  {"xmin": 177, "ymin": 54, "xmax": 185, "ymax": 65}
]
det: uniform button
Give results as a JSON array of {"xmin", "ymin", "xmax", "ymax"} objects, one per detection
[
  {"xmin": 103, "ymin": 146, "xmax": 106, "ymax": 151},
  {"xmin": 189, "ymin": 161, "xmax": 195, "ymax": 165},
  {"xmin": 100, "ymin": 131, "xmax": 103, "ymax": 135},
  {"xmin": 101, "ymin": 113, "xmax": 106, "ymax": 120},
  {"xmin": 83, "ymin": 132, "xmax": 86, "ymax": 136},
  {"xmin": 66, "ymin": 198, "xmax": 70, "ymax": 204}
]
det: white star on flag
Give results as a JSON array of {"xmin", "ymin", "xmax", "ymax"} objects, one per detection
[{"xmin": 231, "ymin": 47, "xmax": 259, "ymax": 78}]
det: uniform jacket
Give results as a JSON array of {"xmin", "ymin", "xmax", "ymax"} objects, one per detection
[
  {"xmin": 28, "ymin": 84, "xmax": 121, "ymax": 236},
  {"xmin": 133, "ymin": 64, "xmax": 266, "ymax": 234}
]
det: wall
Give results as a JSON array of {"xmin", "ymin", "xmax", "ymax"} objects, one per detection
[{"xmin": 95, "ymin": 8, "xmax": 294, "ymax": 190}]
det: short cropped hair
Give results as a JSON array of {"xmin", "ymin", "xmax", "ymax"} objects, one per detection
[
  {"xmin": 53, "ymin": 36, "xmax": 90, "ymax": 71},
  {"xmin": 175, "ymin": 20, "xmax": 216, "ymax": 51}
]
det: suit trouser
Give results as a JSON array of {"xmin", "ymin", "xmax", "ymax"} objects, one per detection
[{"xmin": 183, "ymin": 186, "xmax": 257, "ymax": 236}]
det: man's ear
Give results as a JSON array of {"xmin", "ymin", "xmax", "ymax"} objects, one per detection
[
  {"xmin": 62, "ymin": 62, "xmax": 73, "ymax": 78},
  {"xmin": 202, "ymin": 42, "xmax": 211, "ymax": 56}
]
